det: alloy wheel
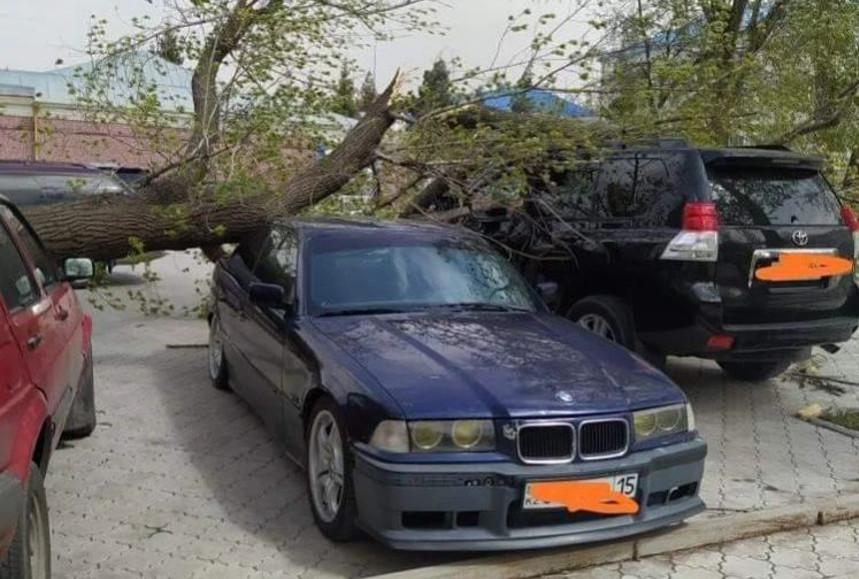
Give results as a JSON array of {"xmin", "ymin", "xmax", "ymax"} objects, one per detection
[
  {"xmin": 577, "ymin": 313, "xmax": 617, "ymax": 342},
  {"xmin": 308, "ymin": 410, "xmax": 345, "ymax": 523}
]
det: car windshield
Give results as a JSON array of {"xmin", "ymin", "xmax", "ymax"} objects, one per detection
[
  {"xmin": 306, "ymin": 235, "xmax": 538, "ymax": 315},
  {"xmin": 709, "ymin": 166, "xmax": 841, "ymax": 226}
]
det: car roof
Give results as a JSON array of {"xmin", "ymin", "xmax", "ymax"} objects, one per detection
[
  {"xmin": 0, "ymin": 160, "xmax": 104, "ymax": 175},
  {"xmin": 280, "ymin": 217, "xmax": 482, "ymax": 241},
  {"xmin": 606, "ymin": 141, "xmax": 824, "ymax": 170}
]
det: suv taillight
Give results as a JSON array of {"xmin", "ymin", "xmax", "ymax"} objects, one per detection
[
  {"xmin": 842, "ymin": 206, "xmax": 859, "ymax": 284},
  {"xmin": 682, "ymin": 202, "xmax": 719, "ymax": 231},
  {"xmin": 661, "ymin": 202, "xmax": 720, "ymax": 262}
]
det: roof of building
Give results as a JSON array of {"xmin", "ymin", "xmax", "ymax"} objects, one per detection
[
  {"xmin": 0, "ymin": 52, "xmax": 194, "ymax": 113},
  {"xmin": 482, "ymin": 89, "xmax": 593, "ymax": 117}
]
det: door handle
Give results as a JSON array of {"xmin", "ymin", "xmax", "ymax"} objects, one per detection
[
  {"xmin": 56, "ymin": 307, "xmax": 69, "ymax": 321},
  {"xmin": 27, "ymin": 335, "xmax": 43, "ymax": 350}
]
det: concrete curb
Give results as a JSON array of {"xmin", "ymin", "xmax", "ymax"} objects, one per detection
[{"xmin": 368, "ymin": 494, "xmax": 859, "ymax": 579}]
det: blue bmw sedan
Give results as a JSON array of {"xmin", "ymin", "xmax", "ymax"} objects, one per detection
[{"xmin": 207, "ymin": 218, "xmax": 706, "ymax": 551}]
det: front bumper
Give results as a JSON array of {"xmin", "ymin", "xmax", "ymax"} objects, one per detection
[
  {"xmin": 353, "ymin": 437, "xmax": 706, "ymax": 551},
  {"xmin": 0, "ymin": 472, "xmax": 24, "ymax": 556}
]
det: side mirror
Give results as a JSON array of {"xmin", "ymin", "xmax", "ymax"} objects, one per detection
[
  {"xmin": 248, "ymin": 282, "xmax": 286, "ymax": 308},
  {"xmin": 63, "ymin": 258, "xmax": 95, "ymax": 282},
  {"xmin": 536, "ymin": 281, "xmax": 560, "ymax": 308}
]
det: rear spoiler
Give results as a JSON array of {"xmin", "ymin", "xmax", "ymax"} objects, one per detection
[{"xmin": 701, "ymin": 149, "xmax": 823, "ymax": 171}]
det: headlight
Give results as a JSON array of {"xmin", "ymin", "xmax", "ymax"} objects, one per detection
[
  {"xmin": 369, "ymin": 420, "xmax": 495, "ymax": 453},
  {"xmin": 633, "ymin": 404, "xmax": 691, "ymax": 442},
  {"xmin": 369, "ymin": 420, "xmax": 409, "ymax": 453}
]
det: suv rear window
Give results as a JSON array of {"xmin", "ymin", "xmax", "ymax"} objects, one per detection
[{"xmin": 709, "ymin": 166, "xmax": 841, "ymax": 226}]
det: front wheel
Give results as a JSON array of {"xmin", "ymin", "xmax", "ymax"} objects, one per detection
[
  {"xmin": 718, "ymin": 359, "xmax": 792, "ymax": 382},
  {"xmin": 0, "ymin": 463, "xmax": 51, "ymax": 579},
  {"xmin": 305, "ymin": 398, "xmax": 360, "ymax": 542},
  {"xmin": 208, "ymin": 316, "xmax": 230, "ymax": 391},
  {"xmin": 63, "ymin": 349, "xmax": 97, "ymax": 439}
]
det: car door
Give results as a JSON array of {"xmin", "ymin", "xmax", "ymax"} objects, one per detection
[
  {"xmin": 1, "ymin": 207, "xmax": 81, "ymax": 436},
  {"xmin": 0, "ymin": 216, "xmax": 68, "ymax": 427},
  {"xmin": 244, "ymin": 227, "xmax": 301, "ymax": 436}
]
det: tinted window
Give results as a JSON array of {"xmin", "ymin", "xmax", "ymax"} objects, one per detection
[
  {"xmin": 540, "ymin": 166, "xmax": 598, "ymax": 218},
  {"xmin": 0, "ymin": 223, "xmax": 37, "ymax": 310},
  {"xmin": 709, "ymin": 167, "xmax": 841, "ymax": 226},
  {"xmin": 233, "ymin": 227, "xmax": 298, "ymax": 295},
  {"xmin": 595, "ymin": 155, "xmax": 687, "ymax": 224},
  {"xmin": 306, "ymin": 236, "xmax": 537, "ymax": 314},
  {"xmin": 596, "ymin": 159, "xmax": 636, "ymax": 218},
  {"xmin": 255, "ymin": 228, "xmax": 298, "ymax": 295},
  {"xmin": 0, "ymin": 207, "xmax": 57, "ymax": 288}
]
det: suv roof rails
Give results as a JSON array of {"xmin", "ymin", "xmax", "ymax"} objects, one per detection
[
  {"xmin": 735, "ymin": 144, "xmax": 793, "ymax": 152},
  {"xmin": 605, "ymin": 138, "xmax": 690, "ymax": 150}
]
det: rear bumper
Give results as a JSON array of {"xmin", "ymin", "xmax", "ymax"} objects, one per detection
[
  {"xmin": 352, "ymin": 438, "xmax": 706, "ymax": 551},
  {"xmin": 643, "ymin": 315, "xmax": 858, "ymax": 359},
  {"xmin": 0, "ymin": 472, "xmax": 24, "ymax": 557}
]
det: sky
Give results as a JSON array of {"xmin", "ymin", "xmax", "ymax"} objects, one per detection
[{"xmin": 0, "ymin": 0, "xmax": 594, "ymax": 89}]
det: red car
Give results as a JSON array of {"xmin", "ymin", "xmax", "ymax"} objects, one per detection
[{"xmin": 0, "ymin": 195, "xmax": 95, "ymax": 578}]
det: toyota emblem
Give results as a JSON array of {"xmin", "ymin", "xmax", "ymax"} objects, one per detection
[{"xmin": 791, "ymin": 230, "xmax": 809, "ymax": 247}]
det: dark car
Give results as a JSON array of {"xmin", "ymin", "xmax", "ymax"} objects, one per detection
[
  {"xmin": 470, "ymin": 143, "xmax": 859, "ymax": 381},
  {"xmin": 0, "ymin": 161, "xmax": 130, "ymax": 208},
  {"xmin": 0, "ymin": 196, "xmax": 96, "ymax": 578},
  {"xmin": 207, "ymin": 218, "xmax": 706, "ymax": 551}
]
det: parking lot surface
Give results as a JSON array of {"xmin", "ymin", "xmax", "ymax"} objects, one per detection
[{"xmin": 47, "ymin": 252, "xmax": 859, "ymax": 577}]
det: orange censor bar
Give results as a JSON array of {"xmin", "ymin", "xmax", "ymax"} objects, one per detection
[
  {"xmin": 755, "ymin": 253, "xmax": 853, "ymax": 283},
  {"xmin": 528, "ymin": 481, "xmax": 640, "ymax": 515}
]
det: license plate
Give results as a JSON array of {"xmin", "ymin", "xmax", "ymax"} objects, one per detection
[{"xmin": 523, "ymin": 473, "xmax": 639, "ymax": 510}]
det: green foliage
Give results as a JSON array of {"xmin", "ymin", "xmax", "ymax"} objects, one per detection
[
  {"xmin": 359, "ymin": 71, "xmax": 377, "ymax": 113},
  {"xmin": 332, "ymin": 62, "xmax": 358, "ymax": 118},
  {"xmin": 415, "ymin": 58, "xmax": 455, "ymax": 115},
  {"xmin": 597, "ymin": 0, "xmax": 859, "ymax": 189},
  {"xmin": 154, "ymin": 26, "xmax": 184, "ymax": 65}
]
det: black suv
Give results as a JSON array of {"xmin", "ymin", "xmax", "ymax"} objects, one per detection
[{"xmin": 470, "ymin": 143, "xmax": 859, "ymax": 381}]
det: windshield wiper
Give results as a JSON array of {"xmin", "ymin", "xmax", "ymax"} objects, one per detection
[
  {"xmin": 427, "ymin": 302, "xmax": 530, "ymax": 313},
  {"xmin": 318, "ymin": 307, "xmax": 408, "ymax": 317}
]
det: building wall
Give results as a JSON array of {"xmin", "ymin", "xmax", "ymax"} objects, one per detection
[{"xmin": 0, "ymin": 108, "xmax": 190, "ymax": 168}]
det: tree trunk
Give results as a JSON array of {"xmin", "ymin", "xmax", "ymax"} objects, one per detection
[{"xmin": 23, "ymin": 77, "xmax": 397, "ymax": 261}]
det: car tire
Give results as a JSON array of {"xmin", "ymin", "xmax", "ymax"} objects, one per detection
[
  {"xmin": 305, "ymin": 397, "xmax": 360, "ymax": 543},
  {"xmin": 718, "ymin": 359, "xmax": 792, "ymax": 382},
  {"xmin": 63, "ymin": 348, "xmax": 97, "ymax": 439},
  {"xmin": 208, "ymin": 316, "xmax": 230, "ymax": 391},
  {"xmin": 567, "ymin": 295, "xmax": 637, "ymax": 350},
  {"xmin": 0, "ymin": 462, "xmax": 51, "ymax": 579}
]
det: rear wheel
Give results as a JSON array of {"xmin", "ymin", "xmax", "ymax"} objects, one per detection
[
  {"xmin": 718, "ymin": 359, "xmax": 792, "ymax": 382},
  {"xmin": 208, "ymin": 316, "xmax": 230, "ymax": 391},
  {"xmin": 0, "ymin": 463, "xmax": 51, "ymax": 579},
  {"xmin": 567, "ymin": 295, "xmax": 637, "ymax": 350}
]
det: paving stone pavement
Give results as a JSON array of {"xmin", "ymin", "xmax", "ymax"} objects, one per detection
[
  {"xmin": 44, "ymin": 252, "xmax": 859, "ymax": 578},
  {"xmin": 547, "ymin": 518, "xmax": 859, "ymax": 578}
]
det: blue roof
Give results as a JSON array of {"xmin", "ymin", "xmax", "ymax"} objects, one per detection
[
  {"xmin": 0, "ymin": 52, "xmax": 194, "ymax": 113},
  {"xmin": 482, "ymin": 89, "xmax": 592, "ymax": 117}
]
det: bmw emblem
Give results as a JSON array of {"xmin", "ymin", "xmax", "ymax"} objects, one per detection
[
  {"xmin": 792, "ymin": 230, "xmax": 809, "ymax": 247},
  {"xmin": 555, "ymin": 390, "xmax": 574, "ymax": 403}
]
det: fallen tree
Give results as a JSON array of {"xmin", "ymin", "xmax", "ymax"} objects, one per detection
[{"xmin": 23, "ymin": 79, "xmax": 397, "ymax": 260}]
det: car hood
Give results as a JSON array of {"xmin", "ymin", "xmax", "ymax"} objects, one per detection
[{"xmin": 311, "ymin": 312, "xmax": 684, "ymax": 419}]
